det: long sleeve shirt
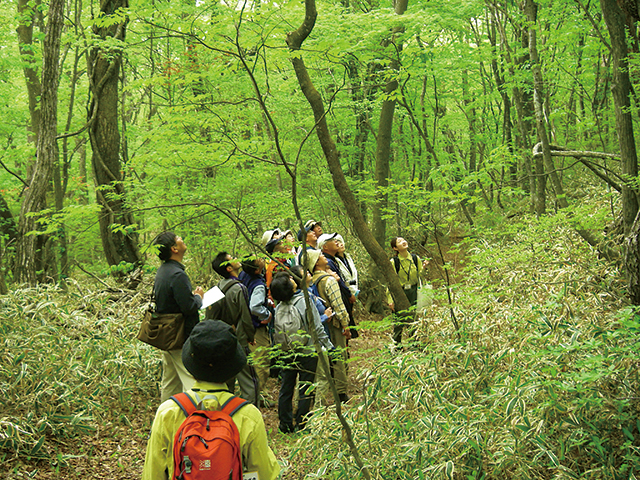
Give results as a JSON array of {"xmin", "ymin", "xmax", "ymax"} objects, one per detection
[
  {"xmin": 142, "ymin": 381, "xmax": 280, "ymax": 480},
  {"xmin": 153, "ymin": 260, "xmax": 202, "ymax": 337},
  {"xmin": 206, "ymin": 278, "xmax": 255, "ymax": 346},
  {"xmin": 312, "ymin": 271, "xmax": 349, "ymax": 330},
  {"xmin": 291, "ymin": 290, "xmax": 334, "ymax": 350},
  {"xmin": 386, "ymin": 253, "xmax": 423, "ymax": 305},
  {"xmin": 249, "ymin": 284, "xmax": 271, "ymax": 323},
  {"xmin": 239, "ymin": 271, "xmax": 272, "ymax": 326}
]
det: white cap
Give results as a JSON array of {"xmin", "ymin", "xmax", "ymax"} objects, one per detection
[{"xmin": 317, "ymin": 233, "xmax": 338, "ymax": 250}]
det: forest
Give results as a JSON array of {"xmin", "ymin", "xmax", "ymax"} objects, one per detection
[{"xmin": 2, "ymin": 0, "xmax": 640, "ymax": 477}]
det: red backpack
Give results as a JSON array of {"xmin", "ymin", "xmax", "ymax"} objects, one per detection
[{"xmin": 170, "ymin": 392, "xmax": 248, "ymax": 480}]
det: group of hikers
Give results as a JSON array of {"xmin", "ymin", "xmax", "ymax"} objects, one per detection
[{"xmin": 141, "ymin": 221, "xmax": 429, "ymax": 479}]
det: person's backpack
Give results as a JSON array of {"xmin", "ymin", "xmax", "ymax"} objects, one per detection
[
  {"xmin": 392, "ymin": 253, "xmax": 419, "ymax": 275},
  {"xmin": 171, "ymin": 392, "xmax": 248, "ymax": 480},
  {"xmin": 205, "ymin": 280, "xmax": 244, "ymax": 327},
  {"xmin": 273, "ymin": 298, "xmax": 308, "ymax": 350},
  {"xmin": 309, "ymin": 274, "xmax": 330, "ymax": 300}
]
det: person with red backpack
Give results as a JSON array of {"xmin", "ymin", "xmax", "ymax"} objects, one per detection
[{"xmin": 142, "ymin": 320, "xmax": 280, "ymax": 480}]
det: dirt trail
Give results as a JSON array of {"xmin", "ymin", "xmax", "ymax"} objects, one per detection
[{"xmin": 5, "ymin": 311, "xmax": 388, "ymax": 480}]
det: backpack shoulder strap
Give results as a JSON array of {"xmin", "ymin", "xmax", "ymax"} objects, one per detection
[
  {"xmin": 171, "ymin": 392, "xmax": 198, "ymax": 417},
  {"xmin": 221, "ymin": 279, "xmax": 240, "ymax": 294},
  {"xmin": 220, "ymin": 396, "xmax": 250, "ymax": 417},
  {"xmin": 412, "ymin": 253, "xmax": 419, "ymax": 271},
  {"xmin": 392, "ymin": 256, "xmax": 400, "ymax": 273},
  {"xmin": 315, "ymin": 274, "xmax": 331, "ymax": 298},
  {"xmin": 291, "ymin": 295, "xmax": 309, "ymax": 328}
]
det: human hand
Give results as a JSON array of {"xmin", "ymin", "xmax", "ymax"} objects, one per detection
[
  {"xmin": 343, "ymin": 328, "xmax": 352, "ymax": 340},
  {"xmin": 194, "ymin": 286, "xmax": 204, "ymax": 298},
  {"xmin": 349, "ymin": 295, "xmax": 356, "ymax": 304},
  {"xmin": 388, "ymin": 303, "xmax": 395, "ymax": 312},
  {"xmin": 422, "ymin": 259, "xmax": 429, "ymax": 269},
  {"xmin": 324, "ymin": 307, "xmax": 334, "ymax": 318},
  {"xmin": 329, "ymin": 271, "xmax": 340, "ymax": 282}
]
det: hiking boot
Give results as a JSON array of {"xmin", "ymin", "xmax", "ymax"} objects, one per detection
[{"xmin": 278, "ymin": 423, "xmax": 296, "ymax": 434}]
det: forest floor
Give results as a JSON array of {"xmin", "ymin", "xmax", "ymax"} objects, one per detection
[{"xmin": 4, "ymin": 309, "xmax": 389, "ymax": 480}]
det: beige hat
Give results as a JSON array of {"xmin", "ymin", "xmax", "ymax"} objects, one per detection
[
  {"xmin": 303, "ymin": 249, "xmax": 322, "ymax": 272},
  {"xmin": 261, "ymin": 229, "xmax": 281, "ymax": 247}
]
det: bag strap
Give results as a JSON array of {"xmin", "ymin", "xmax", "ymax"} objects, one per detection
[
  {"xmin": 221, "ymin": 396, "xmax": 249, "ymax": 417},
  {"xmin": 292, "ymin": 295, "xmax": 310, "ymax": 330},
  {"xmin": 170, "ymin": 392, "xmax": 199, "ymax": 417},
  {"xmin": 172, "ymin": 392, "xmax": 249, "ymax": 418},
  {"xmin": 412, "ymin": 253, "xmax": 419, "ymax": 271},
  {"xmin": 221, "ymin": 279, "xmax": 240, "ymax": 295},
  {"xmin": 393, "ymin": 256, "xmax": 400, "ymax": 273}
]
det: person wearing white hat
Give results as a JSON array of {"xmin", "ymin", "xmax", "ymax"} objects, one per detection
[{"xmin": 317, "ymin": 233, "xmax": 358, "ymax": 339}]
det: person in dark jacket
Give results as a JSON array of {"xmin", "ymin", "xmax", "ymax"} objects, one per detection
[
  {"xmin": 207, "ymin": 251, "xmax": 258, "ymax": 406},
  {"xmin": 239, "ymin": 256, "xmax": 274, "ymax": 407},
  {"xmin": 153, "ymin": 232, "xmax": 204, "ymax": 402}
]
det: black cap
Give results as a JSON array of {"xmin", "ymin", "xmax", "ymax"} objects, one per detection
[{"xmin": 182, "ymin": 320, "xmax": 246, "ymax": 383}]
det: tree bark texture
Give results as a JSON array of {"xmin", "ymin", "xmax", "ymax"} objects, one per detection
[
  {"xmin": 600, "ymin": 0, "xmax": 639, "ymax": 235},
  {"xmin": 88, "ymin": 0, "xmax": 142, "ymax": 270},
  {"xmin": 372, "ymin": 0, "xmax": 409, "ymax": 246},
  {"xmin": 286, "ymin": 0, "xmax": 412, "ymax": 318},
  {"xmin": 16, "ymin": 0, "xmax": 42, "ymax": 144},
  {"xmin": 626, "ymin": 209, "xmax": 640, "ymax": 304},
  {"xmin": 525, "ymin": 0, "xmax": 562, "ymax": 214},
  {"xmin": 14, "ymin": 0, "xmax": 64, "ymax": 285},
  {"xmin": 600, "ymin": 0, "xmax": 640, "ymax": 302}
]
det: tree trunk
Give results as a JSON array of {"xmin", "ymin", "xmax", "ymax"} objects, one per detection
[
  {"xmin": 16, "ymin": 0, "xmax": 42, "ymax": 145},
  {"xmin": 88, "ymin": 0, "xmax": 142, "ymax": 271},
  {"xmin": 525, "ymin": 0, "xmax": 558, "ymax": 215},
  {"xmin": 600, "ymin": 0, "xmax": 640, "ymax": 302},
  {"xmin": 14, "ymin": 0, "xmax": 64, "ymax": 285},
  {"xmin": 287, "ymin": 0, "xmax": 411, "ymax": 315},
  {"xmin": 372, "ymin": 0, "xmax": 409, "ymax": 247},
  {"xmin": 600, "ymin": 0, "xmax": 639, "ymax": 235},
  {"xmin": 0, "ymin": 191, "xmax": 17, "ymax": 291}
]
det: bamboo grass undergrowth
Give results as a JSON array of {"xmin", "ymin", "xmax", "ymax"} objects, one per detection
[
  {"xmin": 1, "ymin": 215, "xmax": 639, "ymax": 479},
  {"xmin": 0, "ymin": 280, "xmax": 159, "ymax": 460},
  {"xmin": 296, "ymin": 218, "xmax": 640, "ymax": 479}
]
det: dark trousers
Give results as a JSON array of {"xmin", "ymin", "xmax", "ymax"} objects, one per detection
[
  {"xmin": 278, "ymin": 352, "xmax": 318, "ymax": 432},
  {"xmin": 392, "ymin": 284, "xmax": 418, "ymax": 344}
]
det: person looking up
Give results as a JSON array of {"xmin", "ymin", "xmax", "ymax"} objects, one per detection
[
  {"xmin": 207, "ymin": 251, "xmax": 258, "ymax": 405},
  {"xmin": 305, "ymin": 250, "xmax": 351, "ymax": 403},
  {"xmin": 152, "ymin": 232, "xmax": 204, "ymax": 402},
  {"xmin": 334, "ymin": 234, "xmax": 359, "ymax": 298},
  {"xmin": 239, "ymin": 256, "xmax": 274, "ymax": 408},
  {"xmin": 318, "ymin": 233, "xmax": 358, "ymax": 339},
  {"xmin": 270, "ymin": 271, "xmax": 333, "ymax": 433},
  {"xmin": 387, "ymin": 237, "xmax": 429, "ymax": 344},
  {"xmin": 297, "ymin": 222, "xmax": 318, "ymax": 264}
]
